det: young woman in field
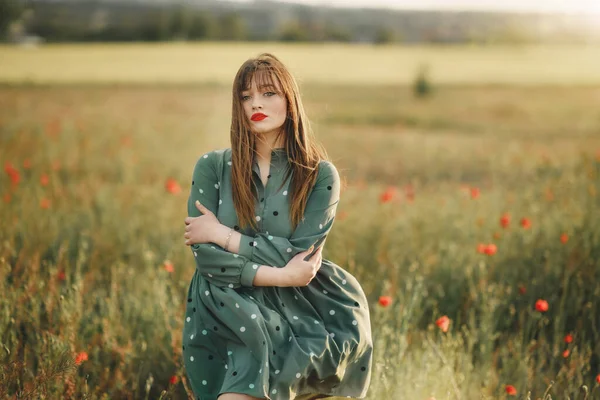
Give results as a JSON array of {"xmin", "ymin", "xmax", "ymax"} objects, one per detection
[{"xmin": 182, "ymin": 53, "xmax": 372, "ymax": 400}]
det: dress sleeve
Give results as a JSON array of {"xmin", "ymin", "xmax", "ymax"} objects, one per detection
[
  {"xmin": 237, "ymin": 161, "xmax": 340, "ymax": 267},
  {"xmin": 188, "ymin": 151, "xmax": 260, "ymax": 289}
]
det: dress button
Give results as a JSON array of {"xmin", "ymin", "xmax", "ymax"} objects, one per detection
[
  {"xmin": 267, "ymin": 174, "xmax": 271, "ymax": 178},
  {"xmin": 260, "ymin": 198, "xmax": 264, "ymax": 202}
]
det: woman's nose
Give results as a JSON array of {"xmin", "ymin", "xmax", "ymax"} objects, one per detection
[{"xmin": 251, "ymin": 96, "xmax": 262, "ymax": 109}]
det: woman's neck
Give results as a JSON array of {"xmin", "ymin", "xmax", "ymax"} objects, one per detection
[{"xmin": 255, "ymin": 130, "xmax": 285, "ymax": 162}]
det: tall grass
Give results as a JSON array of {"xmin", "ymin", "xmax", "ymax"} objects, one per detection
[{"xmin": 1, "ymin": 84, "xmax": 599, "ymax": 399}]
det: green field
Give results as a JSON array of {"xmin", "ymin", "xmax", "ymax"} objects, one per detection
[{"xmin": 1, "ymin": 44, "xmax": 600, "ymax": 399}]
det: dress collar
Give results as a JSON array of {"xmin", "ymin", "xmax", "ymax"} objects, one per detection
[{"xmin": 251, "ymin": 148, "xmax": 288, "ymax": 175}]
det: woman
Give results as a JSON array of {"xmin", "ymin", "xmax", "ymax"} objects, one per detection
[{"xmin": 182, "ymin": 53, "xmax": 372, "ymax": 400}]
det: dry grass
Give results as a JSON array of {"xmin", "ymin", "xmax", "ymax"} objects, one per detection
[{"xmin": 1, "ymin": 53, "xmax": 600, "ymax": 398}]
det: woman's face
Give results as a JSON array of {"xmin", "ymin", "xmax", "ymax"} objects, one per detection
[{"xmin": 241, "ymin": 76, "xmax": 287, "ymax": 137}]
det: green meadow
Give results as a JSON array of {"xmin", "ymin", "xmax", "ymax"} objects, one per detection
[{"xmin": 1, "ymin": 43, "xmax": 599, "ymax": 399}]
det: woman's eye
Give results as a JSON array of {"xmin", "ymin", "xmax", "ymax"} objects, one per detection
[
  {"xmin": 265, "ymin": 92, "xmax": 276, "ymax": 97},
  {"xmin": 242, "ymin": 95, "xmax": 250, "ymax": 101}
]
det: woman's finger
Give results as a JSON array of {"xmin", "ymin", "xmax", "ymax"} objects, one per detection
[{"xmin": 195, "ymin": 200, "xmax": 211, "ymax": 214}]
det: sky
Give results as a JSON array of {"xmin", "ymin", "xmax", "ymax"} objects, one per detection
[{"xmin": 230, "ymin": 0, "xmax": 600, "ymax": 14}]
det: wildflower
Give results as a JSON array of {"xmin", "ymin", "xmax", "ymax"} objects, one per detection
[
  {"xmin": 378, "ymin": 296, "xmax": 392, "ymax": 307},
  {"xmin": 57, "ymin": 270, "xmax": 66, "ymax": 281},
  {"xmin": 476, "ymin": 243, "xmax": 486, "ymax": 254},
  {"xmin": 520, "ymin": 217, "xmax": 532, "ymax": 229},
  {"xmin": 4, "ymin": 162, "xmax": 20, "ymax": 186},
  {"xmin": 505, "ymin": 385, "xmax": 517, "ymax": 396},
  {"xmin": 3, "ymin": 194, "xmax": 10, "ymax": 204},
  {"xmin": 435, "ymin": 315, "xmax": 450, "ymax": 333},
  {"xmin": 380, "ymin": 186, "xmax": 397, "ymax": 204},
  {"xmin": 470, "ymin": 187, "xmax": 480, "ymax": 199},
  {"xmin": 560, "ymin": 233, "xmax": 568, "ymax": 244},
  {"xmin": 564, "ymin": 333, "xmax": 573, "ymax": 343},
  {"xmin": 40, "ymin": 174, "xmax": 49, "ymax": 186},
  {"xmin": 535, "ymin": 299, "xmax": 549, "ymax": 312},
  {"xmin": 164, "ymin": 261, "xmax": 174, "ymax": 273},
  {"xmin": 40, "ymin": 198, "xmax": 51, "ymax": 209},
  {"xmin": 483, "ymin": 244, "xmax": 497, "ymax": 256},
  {"xmin": 23, "ymin": 158, "xmax": 32, "ymax": 169},
  {"xmin": 169, "ymin": 375, "xmax": 178, "ymax": 385},
  {"xmin": 500, "ymin": 213, "xmax": 510, "ymax": 229},
  {"xmin": 518, "ymin": 285, "xmax": 527, "ymax": 295},
  {"xmin": 74, "ymin": 351, "xmax": 88, "ymax": 365},
  {"xmin": 596, "ymin": 373, "xmax": 600, "ymax": 384},
  {"xmin": 165, "ymin": 178, "xmax": 181, "ymax": 194},
  {"xmin": 562, "ymin": 349, "xmax": 570, "ymax": 358}
]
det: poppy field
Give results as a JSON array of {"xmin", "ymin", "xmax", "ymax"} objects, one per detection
[{"xmin": 1, "ymin": 44, "xmax": 600, "ymax": 400}]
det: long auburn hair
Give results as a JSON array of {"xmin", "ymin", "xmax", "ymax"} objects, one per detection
[{"xmin": 230, "ymin": 53, "xmax": 328, "ymax": 232}]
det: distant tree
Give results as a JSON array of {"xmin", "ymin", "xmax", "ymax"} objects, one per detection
[
  {"xmin": 217, "ymin": 12, "xmax": 246, "ymax": 41},
  {"xmin": 278, "ymin": 21, "xmax": 309, "ymax": 42},
  {"xmin": 374, "ymin": 26, "xmax": 395, "ymax": 44},
  {"xmin": 324, "ymin": 25, "xmax": 351, "ymax": 42},
  {"xmin": 170, "ymin": 6, "xmax": 194, "ymax": 40},
  {"xmin": 0, "ymin": 0, "xmax": 24, "ymax": 39},
  {"xmin": 413, "ymin": 63, "xmax": 433, "ymax": 99},
  {"xmin": 188, "ymin": 11, "xmax": 215, "ymax": 40}
]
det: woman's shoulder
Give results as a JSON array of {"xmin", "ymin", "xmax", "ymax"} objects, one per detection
[
  {"xmin": 316, "ymin": 159, "xmax": 340, "ymax": 185},
  {"xmin": 192, "ymin": 148, "xmax": 230, "ymax": 174}
]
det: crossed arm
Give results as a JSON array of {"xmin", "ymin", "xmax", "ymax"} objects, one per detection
[{"xmin": 185, "ymin": 151, "xmax": 340, "ymax": 289}]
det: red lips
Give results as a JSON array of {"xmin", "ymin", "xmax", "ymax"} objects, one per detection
[{"xmin": 251, "ymin": 113, "xmax": 267, "ymax": 121}]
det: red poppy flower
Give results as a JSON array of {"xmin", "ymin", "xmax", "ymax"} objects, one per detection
[
  {"xmin": 378, "ymin": 296, "xmax": 392, "ymax": 307},
  {"xmin": 5, "ymin": 162, "xmax": 20, "ymax": 186},
  {"xmin": 560, "ymin": 233, "xmax": 568, "ymax": 244},
  {"xmin": 40, "ymin": 174, "xmax": 49, "ymax": 186},
  {"xmin": 57, "ymin": 270, "xmax": 66, "ymax": 281},
  {"xmin": 484, "ymin": 244, "xmax": 497, "ymax": 256},
  {"xmin": 380, "ymin": 186, "xmax": 397, "ymax": 204},
  {"xmin": 535, "ymin": 299, "xmax": 549, "ymax": 312},
  {"xmin": 476, "ymin": 243, "xmax": 486, "ymax": 254},
  {"xmin": 470, "ymin": 187, "xmax": 480, "ymax": 199},
  {"xmin": 520, "ymin": 217, "xmax": 532, "ymax": 229},
  {"xmin": 3, "ymin": 194, "xmax": 10, "ymax": 204},
  {"xmin": 518, "ymin": 285, "xmax": 527, "ymax": 295},
  {"xmin": 435, "ymin": 315, "xmax": 450, "ymax": 333},
  {"xmin": 596, "ymin": 374, "xmax": 600, "ymax": 384},
  {"xmin": 74, "ymin": 351, "xmax": 88, "ymax": 365},
  {"xmin": 169, "ymin": 375, "xmax": 178, "ymax": 385},
  {"xmin": 164, "ymin": 261, "xmax": 174, "ymax": 273},
  {"xmin": 562, "ymin": 349, "xmax": 570, "ymax": 358},
  {"xmin": 165, "ymin": 178, "xmax": 181, "ymax": 194},
  {"xmin": 500, "ymin": 213, "xmax": 510, "ymax": 229},
  {"xmin": 564, "ymin": 333, "xmax": 573, "ymax": 343},
  {"xmin": 505, "ymin": 385, "xmax": 517, "ymax": 396},
  {"xmin": 40, "ymin": 198, "xmax": 51, "ymax": 209},
  {"xmin": 23, "ymin": 158, "xmax": 32, "ymax": 169}
]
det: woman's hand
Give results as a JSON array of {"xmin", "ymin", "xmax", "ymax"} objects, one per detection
[
  {"xmin": 184, "ymin": 200, "xmax": 221, "ymax": 245},
  {"xmin": 279, "ymin": 246, "xmax": 323, "ymax": 287}
]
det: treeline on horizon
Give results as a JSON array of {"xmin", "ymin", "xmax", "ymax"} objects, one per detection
[{"xmin": 2, "ymin": 0, "xmax": 598, "ymax": 44}]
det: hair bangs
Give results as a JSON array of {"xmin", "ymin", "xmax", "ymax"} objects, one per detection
[{"xmin": 240, "ymin": 64, "xmax": 280, "ymax": 95}]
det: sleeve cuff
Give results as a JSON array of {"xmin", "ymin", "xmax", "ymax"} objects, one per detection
[
  {"xmin": 240, "ymin": 261, "xmax": 260, "ymax": 287},
  {"xmin": 238, "ymin": 233, "xmax": 256, "ymax": 260}
]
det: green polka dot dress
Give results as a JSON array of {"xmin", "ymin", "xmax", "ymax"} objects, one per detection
[{"xmin": 182, "ymin": 148, "xmax": 373, "ymax": 400}]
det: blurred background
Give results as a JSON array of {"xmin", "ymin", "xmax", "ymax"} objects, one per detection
[{"xmin": 1, "ymin": 0, "xmax": 600, "ymax": 399}]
